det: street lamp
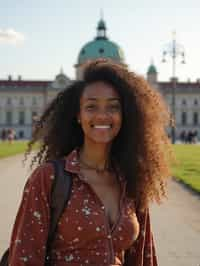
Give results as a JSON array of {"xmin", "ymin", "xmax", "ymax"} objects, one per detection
[{"xmin": 162, "ymin": 31, "xmax": 186, "ymax": 143}]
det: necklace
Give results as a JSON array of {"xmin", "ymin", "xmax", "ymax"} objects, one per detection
[{"xmin": 79, "ymin": 159, "xmax": 112, "ymax": 174}]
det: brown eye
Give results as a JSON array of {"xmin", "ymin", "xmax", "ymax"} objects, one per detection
[
  {"xmin": 108, "ymin": 104, "xmax": 121, "ymax": 111},
  {"xmin": 85, "ymin": 105, "xmax": 97, "ymax": 111}
]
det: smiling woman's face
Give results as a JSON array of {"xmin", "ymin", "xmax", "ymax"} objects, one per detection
[{"xmin": 78, "ymin": 81, "xmax": 122, "ymax": 145}]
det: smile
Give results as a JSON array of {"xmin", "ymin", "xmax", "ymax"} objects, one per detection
[{"xmin": 92, "ymin": 125, "xmax": 112, "ymax": 129}]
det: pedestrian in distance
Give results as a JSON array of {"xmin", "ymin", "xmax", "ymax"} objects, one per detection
[
  {"xmin": 1, "ymin": 128, "xmax": 7, "ymax": 141},
  {"xmin": 7, "ymin": 59, "xmax": 173, "ymax": 265}
]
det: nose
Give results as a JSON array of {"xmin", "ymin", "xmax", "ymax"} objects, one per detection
[{"xmin": 95, "ymin": 108, "xmax": 111, "ymax": 119}]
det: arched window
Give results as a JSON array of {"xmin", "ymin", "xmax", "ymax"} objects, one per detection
[
  {"xmin": 193, "ymin": 112, "xmax": 198, "ymax": 125},
  {"xmin": 181, "ymin": 112, "xmax": 187, "ymax": 125}
]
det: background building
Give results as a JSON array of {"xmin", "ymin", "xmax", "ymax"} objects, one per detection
[
  {"xmin": 75, "ymin": 18, "xmax": 126, "ymax": 79},
  {"xmin": 147, "ymin": 64, "xmax": 200, "ymax": 141},
  {"xmin": 0, "ymin": 71, "xmax": 71, "ymax": 138},
  {"xmin": 0, "ymin": 18, "xmax": 199, "ymax": 140}
]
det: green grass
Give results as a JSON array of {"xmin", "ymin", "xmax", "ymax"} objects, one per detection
[
  {"xmin": 172, "ymin": 144, "xmax": 200, "ymax": 193},
  {"xmin": 0, "ymin": 141, "xmax": 199, "ymax": 193},
  {"xmin": 0, "ymin": 141, "xmax": 30, "ymax": 158}
]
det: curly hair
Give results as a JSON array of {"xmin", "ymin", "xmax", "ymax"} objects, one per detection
[{"xmin": 25, "ymin": 59, "xmax": 173, "ymax": 210}]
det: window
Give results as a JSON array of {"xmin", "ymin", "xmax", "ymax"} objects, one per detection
[
  {"xmin": 19, "ymin": 97, "xmax": 24, "ymax": 105},
  {"xmin": 32, "ymin": 111, "xmax": 38, "ymax": 121},
  {"xmin": 193, "ymin": 112, "xmax": 198, "ymax": 125},
  {"xmin": 32, "ymin": 111, "xmax": 37, "ymax": 117},
  {"xmin": 6, "ymin": 111, "xmax": 12, "ymax": 125},
  {"xmin": 182, "ymin": 99, "xmax": 187, "ymax": 106},
  {"xmin": 19, "ymin": 130, "xmax": 24, "ymax": 139},
  {"xmin": 32, "ymin": 112, "xmax": 39, "ymax": 125},
  {"xmin": 181, "ymin": 112, "xmax": 187, "ymax": 125},
  {"xmin": 19, "ymin": 111, "xmax": 25, "ymax": 125},
  {"xmin": 7, "ymin": 97, "xmax": 12, "ymax": 105},
  {"xmin": 32, "ymin": 96, "xmax": 37, "ymax": 106},
  {"xmin": 194, "ymin": 99, "xmax": 198, "ymax": 105},
  {"xmin": 99, "ymin": 48, "xmax": 104, "ymax": 54}
]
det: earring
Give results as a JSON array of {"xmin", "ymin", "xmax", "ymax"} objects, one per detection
[{"xmin": 78, "ymin": 119, "xmax": 81, "ymax": 124}]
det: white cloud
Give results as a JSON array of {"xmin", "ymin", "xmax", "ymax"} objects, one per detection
[{"xmin": 0, "ymin": 28, "xmax": 25, "ymax": 45}]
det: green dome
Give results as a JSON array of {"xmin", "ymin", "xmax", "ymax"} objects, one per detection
[
  {"xmin": 78, "ymin": 39, "xmax": 125, "ymax": 64},
  {"xmin": 77, "ymin": 19, "xmax": 125, "ymax": 64},
  {"xmin": 147, "ymin": 64, "xmax": 157, "ymax": 74}
]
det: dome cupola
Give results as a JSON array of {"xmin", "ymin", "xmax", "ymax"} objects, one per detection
[{"xmin": 76, "ymin": 18, "xmax": 125, "ymax": 70}]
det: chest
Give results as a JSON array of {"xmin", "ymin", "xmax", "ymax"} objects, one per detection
[
  {"xmin": 79, "ymin": 170, "xmax": 121, "ymax": 226},
  {"xmin": 55, "ymin": 177, "xmax": 139, "ymax": 251},
  {"xmin": 91, "ymin": 182, "xmax": 121, "ymax": 226}
]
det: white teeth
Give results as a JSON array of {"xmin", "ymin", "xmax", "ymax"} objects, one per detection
[{"xmin": 93, "ymin": 125, "xmax": 111, "ymax": 129}]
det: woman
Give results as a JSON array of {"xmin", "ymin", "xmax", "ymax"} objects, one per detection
[{"xmin": 8, "ymin": 59, "xmax": 172, "ymax": 265}]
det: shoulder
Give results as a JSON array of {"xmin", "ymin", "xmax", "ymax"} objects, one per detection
[
  {"xmin": 25, "ymin": 162, "xmax": 55, "ymax": 200},
  {"xmin": 28, "ymin": 162, "xmax": 55, "ymax": 185}
]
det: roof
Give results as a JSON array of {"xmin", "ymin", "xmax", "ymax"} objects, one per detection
[
  {"xmin": 0, "ymin": 80, "xmax": 51, "ymax": 87},
  {"xmin": 147, "ymin": 64, "xmax": 157, "ymax": 74},
  {"xmin": 0, "ymin": 80, "xmax": 51, "ymax": 92},
  {"xmin": 78, "ymin": 39, "xmax": 125, "ymax": 64},
  {"xmin": 158, "ymin": 81, "xmax": 200, "ymax": 94},
  {"xmin": 0, "ymin": 71, "xmax": 72, "ymax": 92},
  {"xmin": 77, "ymin": 19, "xmax": 125, "ymax": 65}
]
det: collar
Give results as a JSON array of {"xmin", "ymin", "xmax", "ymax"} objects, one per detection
[{"xmin": 64, "ymin": 149, "xmax": 81, "ymax": 174}]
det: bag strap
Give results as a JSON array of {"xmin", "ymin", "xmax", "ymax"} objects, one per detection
[
  {"xmin": 0, "ymin": 249, "xmax": 9, "ymax": 266},
  {"xmin": 45, "ymin": 159, "xmax": 72, "ymax": 262}
]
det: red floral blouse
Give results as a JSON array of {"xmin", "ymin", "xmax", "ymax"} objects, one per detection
[{"xmin": 8, "ymin": 149, "xmax": 158, "ymax": 266}]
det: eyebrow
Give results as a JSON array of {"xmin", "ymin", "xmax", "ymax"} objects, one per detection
[{"xmin": 84, "ymin": 97, "xmax": 120, "ymax": 101}]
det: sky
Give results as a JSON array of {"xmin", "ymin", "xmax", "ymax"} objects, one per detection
[{"xmin": 0, "ymin": 0, "xmax": 199, "ymax": 82}]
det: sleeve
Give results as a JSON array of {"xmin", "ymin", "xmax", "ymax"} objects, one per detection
[
  {"xmin": 124, "ymin": 208, "xmax": 158, "ymax": 266},
  {"xmin": 8, "ymin": 163, "xmax": 54, "ymax": 266}
]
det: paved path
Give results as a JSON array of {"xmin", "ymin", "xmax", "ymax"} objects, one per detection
[
  {"xmin": 0, "ymin": 154, "xmax": 200, "ymax": 265},
  {"xmin": 151, "ymin": 181, "xmax": 200, "ymax": 266},
  {"xmin": 0, "ymin": 154, "xmax": 33, "ymax": 257}
]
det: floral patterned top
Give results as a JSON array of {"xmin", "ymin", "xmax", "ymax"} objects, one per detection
[{"xmin": 8, "ymin": 149, "xmax": 158, "ymax": 266}]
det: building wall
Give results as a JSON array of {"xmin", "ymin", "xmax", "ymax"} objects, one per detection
[
  {"xmin": 0, "ymin": 73, "xmax": 71, "ymax": 139},
  {"xmin": 158, "ymin": 85, "xmax": 200, "ymax": 140},
  {"xmin": 0, "ymin": 92, "xmax": 45, "ymax": 139}
]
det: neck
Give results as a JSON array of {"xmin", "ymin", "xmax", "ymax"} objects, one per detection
[{"xmin": 79, "ymin": 141, "xmax": 111, "ymax": 170}]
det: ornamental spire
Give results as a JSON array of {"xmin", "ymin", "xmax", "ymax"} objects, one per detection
[{"xmin": 96, "ymin": 11, "xmax": 107, "ymax": 40}]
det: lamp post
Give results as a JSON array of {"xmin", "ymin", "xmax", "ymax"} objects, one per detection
[{"xmin": 162, "ymin": 31, "xmax": 186, "ymax": 143}]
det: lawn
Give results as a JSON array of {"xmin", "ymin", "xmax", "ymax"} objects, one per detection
[
  {"xmin": 0, "ymin": 141, "xmax": 29, "ymax": 158},
  {"xmin": 0, "ymin": 141, "xmax": 199, "ymax": 193},
  {"xmin": 172, "ymin": 144, "xmax": 200, "ymax": 193}
]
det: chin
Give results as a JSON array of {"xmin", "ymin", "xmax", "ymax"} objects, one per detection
[{"xmin": 90, "ymin": 135, "xmax": 116, "ymax": 144}]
